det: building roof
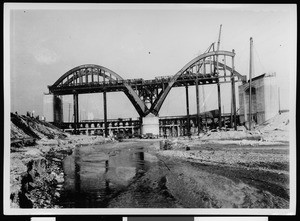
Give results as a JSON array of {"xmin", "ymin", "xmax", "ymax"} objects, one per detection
[{"xmin": 247, "ymin": 73, "xmax": 266, "ymax": 83}]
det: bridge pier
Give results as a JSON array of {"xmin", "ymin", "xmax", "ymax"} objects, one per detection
[
  {"xmin": 195, "ymin": 78, "xmax": 200, "ymax": 135},
  {"xmin": 141, "ymin": 113, "xmax": 159, "ymax": 136}
]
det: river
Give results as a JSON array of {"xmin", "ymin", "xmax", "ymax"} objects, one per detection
[{"xmin": 60, "ymin": 141, "xmax": 179, "ymax": 208}]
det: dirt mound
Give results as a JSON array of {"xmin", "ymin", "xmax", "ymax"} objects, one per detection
[
  {"xmin": 255, "ymin": 112, "xmax": 290, "ymax": 142},
  {"xmin": 201, "ymin": 130, "xmax": 262, "ymax": 141},
  {"xmin": 11, "ymin": 113, "xmax": 67, "ymax": 147},
  {"xmin": 256, "ymin": 112, "xmax": 289, "ymax": 132},
  {"xmin": 199, "ymin": 112, "xmax": 290, "ymax": 143}
]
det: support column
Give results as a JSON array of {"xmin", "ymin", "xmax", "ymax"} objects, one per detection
[
  {"xmin": 195, "ymin": 78, "xmax": 200, "ymax": 135},
  {"xmin": 103, "ymin": 91, "xmax": 108, "ymax": 137},
  {"xmin": 73, "ymin": 93, "xmax": 79, "ymax": 134},
  {"xmin": 232, "ymin": 50, "xmax": 237, "ymax": 130},
  {"xmin": 249, "ymin": 38, "xmax": 253, "ymax": 130},
  {"xmin": 217, "ymin": 81, "xmax": 222, "ymax": 128},
  {"xmin": 185, "ymin": 84, "xmax": 190, "ymax": 137},
  {"xmin": 230, "ymin": 96, "xmax": 233, "ymax": 128}
]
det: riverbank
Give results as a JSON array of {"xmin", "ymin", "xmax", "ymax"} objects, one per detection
[
  {"xmin": 10, "ymin": 135, "xmax": 289, "ymax": 208},
  {"xmin": 10, "ymin": 113, "xmax": 113, "ymax": 208},
  {"xmin": 10, "ymin": 134, "xmax": 114, "ymax": 208}
]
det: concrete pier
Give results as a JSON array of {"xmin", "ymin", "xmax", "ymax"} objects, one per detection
[{"xmin": 141, "ymin": 113, "xmax": 159, "ymax": 136}]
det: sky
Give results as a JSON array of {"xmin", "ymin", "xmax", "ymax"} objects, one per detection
[{"xmin": 7, "ymin": 4, "xmax": 297, "ymax": 121}]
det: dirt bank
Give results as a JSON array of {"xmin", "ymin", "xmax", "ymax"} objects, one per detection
[
  {"xmin": 9, "ymin": 112, "xmax": 113, "ymax": 208},
  {"xmin": 10, "ymin": 135, "xmax": 112, "ymax": 208},
  {"xmin": 160, "ymin": 153, "xmax": 289, "ymax": 208}
]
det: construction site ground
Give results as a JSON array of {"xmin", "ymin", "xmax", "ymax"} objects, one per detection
[{"xmin": 9, "ymin": 112, "xmax": 291, "ymax": 208}]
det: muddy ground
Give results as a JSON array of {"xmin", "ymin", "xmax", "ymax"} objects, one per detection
[
  {"xmin": 95, "ymin": 140, "xmax": 289, "ymax": 208},
  {"xmin": 10, "ymin": 136, "xmax": 289, "ymax": 209}
]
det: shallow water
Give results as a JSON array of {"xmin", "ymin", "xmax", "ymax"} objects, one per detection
[
  {"xmin": 59, "ymin": 141, "xmax": 289, "ymax": 208},
  {"xmin": 59, "ymin": 144, "xmax": 158, "ymax": 208}
]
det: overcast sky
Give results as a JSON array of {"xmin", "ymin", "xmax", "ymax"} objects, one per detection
[{"xmin": 7, "ymin": 4, "xmax": 296, "ymax": 121}]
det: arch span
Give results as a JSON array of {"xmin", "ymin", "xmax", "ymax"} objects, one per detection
[
  {"xmin": 48, "ymin": 64, "xmax": 147, "ymax": 116},
  {"xmin": 150, "ymin": 50, "xmax": 244, "ymax": 115}
]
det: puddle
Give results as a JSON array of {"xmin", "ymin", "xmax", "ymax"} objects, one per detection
[{"xmin": 59, "ymin": 145, "xmax": 158, "ymax": 208}]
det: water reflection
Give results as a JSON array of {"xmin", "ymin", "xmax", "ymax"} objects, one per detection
[
  {"xmin": 74, "ymin": 147, "xmax": 81, "ymax": 207},
  {"xmin": 60, "ymin": 146, "xmax": 151, "ymax": 208}
]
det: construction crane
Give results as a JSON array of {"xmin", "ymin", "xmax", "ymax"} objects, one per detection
[{"xmin": 216, "ymin": 24, "xmax": 222, "ymax": 128}]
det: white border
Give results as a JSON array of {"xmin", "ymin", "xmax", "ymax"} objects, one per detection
[
  {"xmin": 4, "ymin": 2, "xmax": 12, "ymax": 216},
  {"xmin": 3, "ymin": 3, "xmax": 297, "ymax": 216},
  {"xmin": 194, "ymin": 218, "xmax": 268, "ymax": 221}
]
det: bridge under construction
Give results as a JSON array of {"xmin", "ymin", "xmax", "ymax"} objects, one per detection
[{"xmin": 45, "ymin": 41, "xmax": 246, "ymax": 137}]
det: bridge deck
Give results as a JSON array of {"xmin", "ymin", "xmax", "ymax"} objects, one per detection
[{"xmin": 48, "ymin": 73, "xmax": 239, "ymax": 95}]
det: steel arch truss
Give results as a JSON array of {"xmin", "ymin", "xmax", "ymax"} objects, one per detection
[
  {"xmin": 48, "ymin": 51, "xmax": 246, "ymax": 117},
  {"xmin": 149, "ymin": 50, "xmax": 246, "ymax": 115},
  {"xmin": 48, "ymin": 64, "xmax": 147, "ymax": 116}
]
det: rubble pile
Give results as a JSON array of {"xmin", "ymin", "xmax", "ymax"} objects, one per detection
[
  {"xmin": 9, "ymin": 113, "xmax": 70, "ymax": 208},
  {"xmin": 201, "ymin": 130, "xmax": 262, "ymax": 141},
  {"xmin": 160, "ymin": 139, "xmax": 190, "ymax": 151},
  {"xmin": 197, "ymin": 112, "xmax": 290, "ymax": 144}
]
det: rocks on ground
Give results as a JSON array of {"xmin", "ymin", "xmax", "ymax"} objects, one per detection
[{"xmin": 157, "ymin": 112, "xmax": 290, "ymax": 174}]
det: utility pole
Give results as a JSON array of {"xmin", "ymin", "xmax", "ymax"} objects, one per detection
[
  {"xmin": 231, "ymin": 49, "xmax": 237, "ymax": 130},
  {"xmin": 249, "ymin": 37, "xmax": 253, "ymax": 130}
]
